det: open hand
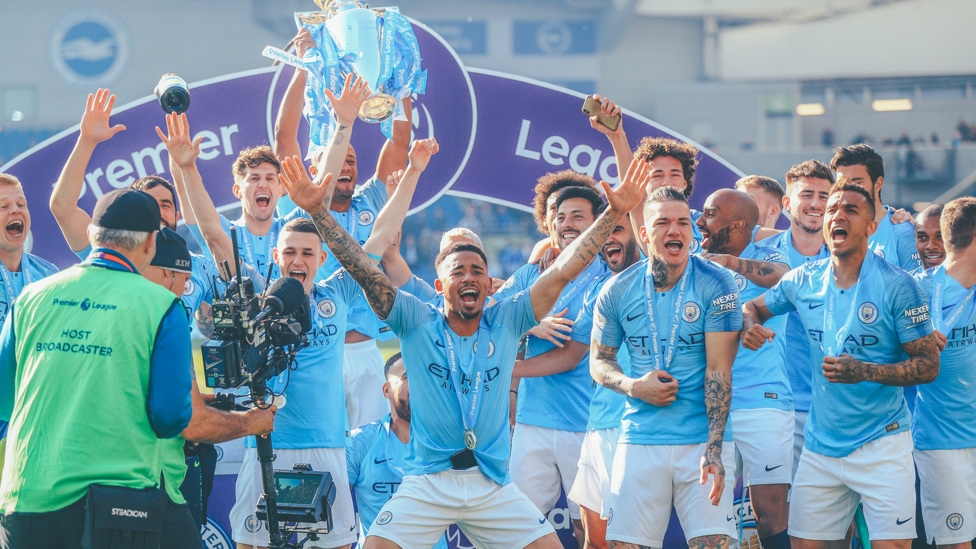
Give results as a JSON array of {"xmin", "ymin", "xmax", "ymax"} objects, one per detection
[
  {"xmin": 603, "ymin": 156, "xmax": 648, "ymax": 214},
  {"xmin": 80, "ymin": 88, "xmax": 126, "ymax": 144},
  {"xmin": 279, "ymin": 155, "xmax": 333, "ymax": 214},
  {"xmin": 324, "ymin": 74, "xmax": 371, "ymax": 127},
  {"xmin": 526, "ymin": 308, "xmax": 574, "ymax": 347},
  {"xmin": 156, "ymin": 112, "xmax": 202, "ymax": 169}
]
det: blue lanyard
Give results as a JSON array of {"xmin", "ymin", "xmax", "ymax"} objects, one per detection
[
  {"xmin": 643, "ymin": 259, "xmax": 691, "ymax": 371},
  {"xmin": 237, "ymin": 218, "xmax": 279, "ymax": 272},
  {"xmin": 442, "ymin": 319, "xmax": 490, "ymax": 441},
  {"xmin": 0, "ymin": 256, "xmax": 34, "ymax": 309},
  {"xmin": 549, "ymin": 262, "xmax": 598, "ymax": 315}
]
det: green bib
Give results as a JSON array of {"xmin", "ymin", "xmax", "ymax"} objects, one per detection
[{"xmin": 1, "ymin": 265, "xmax": 179, "ymax": 513}]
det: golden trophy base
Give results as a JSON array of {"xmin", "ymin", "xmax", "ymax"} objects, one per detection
[{"xmin": 359, "ymin": 93, "xmax": 397, "ymax": 123}]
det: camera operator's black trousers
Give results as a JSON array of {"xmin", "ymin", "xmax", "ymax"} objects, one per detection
[{"xmin": 0, "ymin": 495, "xmax": 202, "ymax": 549}]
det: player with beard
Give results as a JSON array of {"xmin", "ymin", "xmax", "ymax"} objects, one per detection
[
  {"xmin": 758, "ymin": 160, "xmax": 833, "ymax": 476},
  {"xmin": 697, "ymin": 189, "xmax": 793, "ymax": 549},
  {"xmin": 591, "ymin": 187, "xmax": 741, "ymax": 549},
  {"xmin": 515, "ymin": 203, "xmax": 641, "ymax": 549},
  {"xmin": 830, "ymin": 144, "xmax": 922, "ymax": 273},
  {"xmin": 911, "ymin": 197, "xmax": 976, "ymax": 549},
  {"xmin": 494, "ymin": 184, "xmax": 609, "ymax": 542},
  {"xmin": 50, "ymin": 89, "xmax": 221, "ymax": 324},
  {"xmin": 735, "ymin": 176, "xmax": 785, "ymax": 230},
  {"xmin": 346, "ymin": 353, "xmax": 450, "ymax": 549},
  {"xmin": 278, "ymin": 153, "xmax": 643, "ymax": 549},
  {"xmin": 741, "ymin": 183, "xmax": 940, "ymax": 548},
  {"xmin": 914, "ymin": 204, "xmax": 945, "ymax": 272}
]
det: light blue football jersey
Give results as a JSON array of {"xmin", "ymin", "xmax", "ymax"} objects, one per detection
[
  {"xmin": 870, "ymin": 208, "xmax": 922, "ymax": 273},
  {"xmin": 764, "ymin": 252, "xmax": 933, "ymax": 457},
  {"xmin": 912, "ymin": 266, "xmax": 976, "ymax": 450},
  {"xmin": 592, "ymin": 256, "xmax": 742, "ymax": 445},
  {"xmin": 384, "ymin": 288, "xmax": 538, "ymax": 485}
]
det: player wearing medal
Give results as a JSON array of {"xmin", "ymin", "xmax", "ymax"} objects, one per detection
[
  {"xmin": 911, "ymin": 197, "xmax": 976, "ymax": 548},
  {"xmin": 49, "ymin": 89, "xmax": 221, "ymax": 324},
  {"xmin": 590, "ymin": 187, "xmax": 741, "ymax": 549},
  {"xmin": 346, "ymin": 353, "xmax": 450, "ymax": 549},
  {"xmin": 277, "ymin": 152, "xmax": 644, "ymax": 549},
  {"xmin": 516, "ymin": 203, "xmax": 641, "ymax": 549},
  {"xmin": 758, "ymin": 160, "xmax": 833, "ymax": 477},
  {"xmin": 914, "ymin": 204, "xmax": 946, "ymax": 272},
  {"xmin": 741, "ymin": 183, "xmax": 941, "ymax": 547},
  {"xmin": 494, "ymin": 184, "xmax": 608, "ymax": 537},
  {"xmin": 830, "ymin": 144, "xmax": 922, "ymax": 273},
  {"xmin": 697, "ymin": 189, "xmax": 793, "ymax": 549}
]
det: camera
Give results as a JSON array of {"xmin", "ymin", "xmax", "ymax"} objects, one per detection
[
  {"xmin": 258, "ymin": 464, "xmax": 336, "ymax": 530},
  {"xmin": 202, "ymin": 274, "xmax": 311, "ymax": 389}
]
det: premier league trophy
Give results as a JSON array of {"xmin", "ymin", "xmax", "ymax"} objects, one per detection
[{"xmin": 263, "ymin": 0, "xmax": 426, "ymax": 154}]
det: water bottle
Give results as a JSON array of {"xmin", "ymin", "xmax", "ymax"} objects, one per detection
[{"xmin": 155, "ymin": 74, "xmax": 191, "ymax": 114}]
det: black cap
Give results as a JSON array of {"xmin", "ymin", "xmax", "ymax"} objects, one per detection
[
  {"xmin": 92, "ymin": 188, "xmax": 161, "ymax": 232},
  {"xmin": 151, "ymin": 228, "xmax": 193, "ymax": 273}
]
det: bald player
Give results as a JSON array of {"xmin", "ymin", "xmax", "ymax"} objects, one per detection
[
  {"xmin": 697, "ymin": 189, "xmax": 793, "ymax": 548},
  {"xmin": 915, "ymin": 204, "xmax": 945, "ymax": 272}
]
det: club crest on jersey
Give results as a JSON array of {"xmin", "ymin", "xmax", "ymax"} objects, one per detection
[
  {"xmin": 244, "ymin": 514, "xmax": 263, "ymax": 532},
  {"xmin": 858, "ymin": 302, "xmax": 878, "ymax": 324},
  {"xmin": 734, "ymin": 274, "xmax": 747, "ymax": 292},
  {"xmin": 473, "ymin": 340, "xmax": 495, "ymax": 358},
  {"xmin": 183, "ymin": 279, "xmax": 195, "ymax": 296},
  {"xmin": 947, "ymin": 513, "xmax": 963, "ymax": 530},
  {"xmin": 690, "ymin": 238, "xmax": 701, "ymax": 254},
  {"xmin": 376, "ymin": 511, "xmax": 393, "ymax": 525},
  {"xmin": 317, "ymin": 299, "xmax": 337, "ymax": 319},
  {"xmin": 595, "ymin": 311, "xmax": 606, "ymax": 329},
  {"xmin": 683, "ymin": 302, "xmax": 702, "ymax": 322},
  {"xmin": 358, "ymin": 210, "xmax": 375, "ymax": 225}
]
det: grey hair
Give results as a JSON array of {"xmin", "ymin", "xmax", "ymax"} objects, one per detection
[
  {"xmin": 87, "ymin": 224, "xmax": 153, "ymax": 251},
  {"xmin": 439, "ymin": 227, "xmax": 484, "ymax": 251}
]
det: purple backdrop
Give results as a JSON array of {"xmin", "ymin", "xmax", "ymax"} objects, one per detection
[{"xmin": 2, "ymin": 18, "xmax": 747, "ymax": 549}]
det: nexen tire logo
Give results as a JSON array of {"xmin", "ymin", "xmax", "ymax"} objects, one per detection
[{"xmin": 111, "ymin": 508, "xmax": 149, "ymax": 518}]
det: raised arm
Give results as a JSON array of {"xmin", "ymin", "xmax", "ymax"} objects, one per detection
[
  {"xmin": 273, "ymin": 29, "xmax": 313, "ymax": 163},
  {"xmin": 821, "ymin": 332, "xmax": 940, "ymax": 386},
  {"xmin": 362, "ymin": 138, "xmax": 438, "ymax": 257},
  {"xmin": 375, "ymin": 98, "xmax": 413, "ymax": 190},
  {"xmin": 279, "ymin": 156, "xmax": 397, "ymax": 319},
  {"xmin": 701, "ymin": 330, "xmax": 737, "ymax": 506},
  {"xmin": 530, "ymin": 158, "xmax": 645, "ymax": 320},
  {"xmin": 157, "ymin": 113, "xmax": 237, "ymax": 277},
  {"xmin": 306, "ymin": 74, "xmax": 370, "ymax": 207},
  {"xmin": 50, "ymin": 89, "xmax": 126, "ymax": 251},
  {"xmin": 702, "ymin": 254, "xmax": 790, "ymax": 289}
]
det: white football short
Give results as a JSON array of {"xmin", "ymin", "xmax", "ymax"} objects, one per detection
[
  {"xmin": 915, "ymin": 447, "xmax": 976, "ymax": 544},
  {"xmin": 343, "ymin": 340, "xmax": 388, "ymax": 430},
  {"xmin": 365, "ymin": 468, "xmax": 555, "ymax": 549},
  {"xmin": 229, "ymin": 447, "xmax": 357, "ymax": 548},
  {"xmin": 510, "ymin": 423, "xmax": 585, "ymax": 520},
  {"xmin": 568, "ymin": 427, "xmax": 618, "ymax": 518},
  {"xmin": 789, "ymin": 431, "xmax": 916, "ymax": 541},
  {"xmin": 731, "ymin": 408, "xmax": 794, "ymax": 487},
  {"xmin": 606, "ymin": 442, "xmax": 737, "ymax": 547}
]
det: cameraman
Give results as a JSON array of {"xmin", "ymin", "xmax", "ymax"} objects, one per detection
[
  {"xmin": 0, "ymin": 189, "xmax": 192, "ymax": 549},
  {"xmin": 145, "ymin": 228, "xmax": 277, "ymax": 543}
]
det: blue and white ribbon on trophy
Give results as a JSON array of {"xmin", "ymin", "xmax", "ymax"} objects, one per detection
[{"xmin": 262, "ymin": 4, "xmax": 427, "ymax": 155}]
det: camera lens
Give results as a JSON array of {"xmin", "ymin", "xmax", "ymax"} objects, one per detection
[{"xmin": 155, "ymin": 74, "xmax": 191, "ymax": 114}]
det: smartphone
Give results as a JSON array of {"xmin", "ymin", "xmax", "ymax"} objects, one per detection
[{"xmin": 582, "ymin": 95, "xmax": 621, "ymax": 132}]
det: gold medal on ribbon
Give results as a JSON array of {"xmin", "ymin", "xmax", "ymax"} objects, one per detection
[{"xmin": 464, "ymin": 430, "xmax": 477, "ymax": 450}]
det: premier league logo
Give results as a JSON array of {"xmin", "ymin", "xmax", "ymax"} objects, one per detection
[
  {"xmin": 858, "ymin": 302, "xmax": 878, "ymax": 324},
  {"xmin": 682, "ymin": 302, "xmax": 702, "ymax": 323},
  {"xmin": 358, "ymin": 210, "xmax": 375, "ymax": 226},
  {"xmin": 316, "ymin": 298, "xmax": 337, "ymax": 319}
]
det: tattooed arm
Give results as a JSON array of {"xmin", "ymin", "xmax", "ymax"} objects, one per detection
[
  {"xmin": 590, "ymin": 341, "xmax": 679, "ymax": 406},
  {"xmin": 530, "ymin": 158, "xmax": 645, "ymax": 320},
  {"xmin": 821, "ymin": 332, "xmax": 940, "ymax": 386},
  {"xmin": 702, "ymin": 330, "xmax": 737, "ymax": 506},
  {"xmin": 278, "ymin": 157, "xmax": 398, "ymax": 320},
  {"xmin": 702, "ymin": 254, "xmax": 789, "ymax": 288}
]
